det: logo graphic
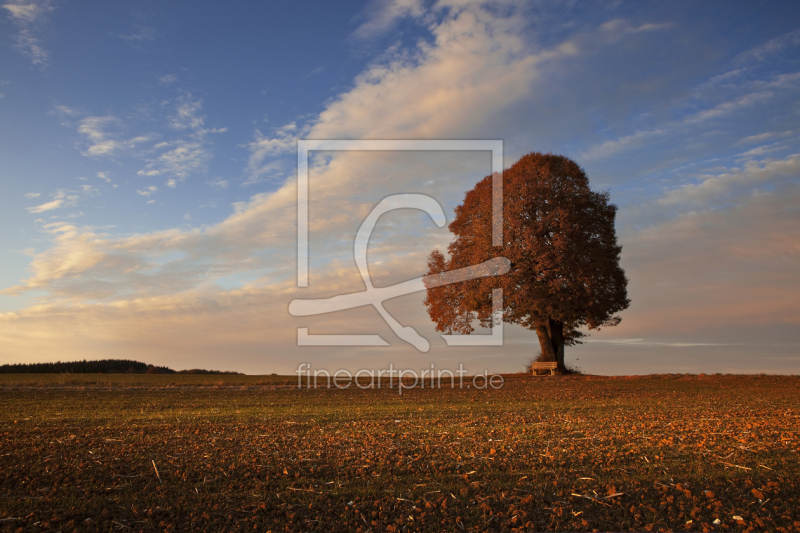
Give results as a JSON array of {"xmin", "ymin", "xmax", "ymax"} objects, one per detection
[{"xmin": 289, "ymin": 140, "xmax": 507, "ymax": 352}]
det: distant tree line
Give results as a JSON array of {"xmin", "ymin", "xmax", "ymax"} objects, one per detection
[{"xmin": 0, "ymin": 359, "xmax": 242, "ymax": 375}]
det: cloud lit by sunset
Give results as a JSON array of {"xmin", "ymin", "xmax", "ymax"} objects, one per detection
[{"xmin": 1, "ymin": 0, "xmax": 799, "ymax": 374}]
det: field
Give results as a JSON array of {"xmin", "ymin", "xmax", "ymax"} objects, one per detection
[{"xmin": 1, "ymin": 374, "xmax": 798, "ymax": 532}]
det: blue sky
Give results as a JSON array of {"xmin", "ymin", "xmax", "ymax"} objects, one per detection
[{"xmin": 1, "ymin": 0, "xmax": 800, "ymax": 375}]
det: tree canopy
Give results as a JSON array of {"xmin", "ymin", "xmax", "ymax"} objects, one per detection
[{"xmin": 424, "ymin": 152, "xmax": 629, "ymax": 371}]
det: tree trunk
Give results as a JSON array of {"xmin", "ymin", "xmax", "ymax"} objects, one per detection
[
  {"xmin": 548, "ymin": 319, "xmax": 566, "ymax": 372},
  {"xmin": 535, "ymin": 322, "xmax": 556, "ymax": 364}
]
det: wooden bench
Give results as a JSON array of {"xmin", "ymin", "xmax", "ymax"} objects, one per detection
[{"xmin": 532, "ymin": 361, "xmax": 557, "ymax": 376}]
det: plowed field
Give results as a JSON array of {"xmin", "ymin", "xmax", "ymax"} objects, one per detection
[{"xmin": 1, "ymin": 374, "xmax": 798, "ymax": 532}]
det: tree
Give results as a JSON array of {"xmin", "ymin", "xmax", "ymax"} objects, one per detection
[{"xmin": 424, "ymin": 152, "xmax": 629, "ymax": 372}]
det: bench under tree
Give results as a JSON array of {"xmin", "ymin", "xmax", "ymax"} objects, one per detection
[{"xmin": 531, "ymin": 361, "xmax": 558, "ymax": 376}]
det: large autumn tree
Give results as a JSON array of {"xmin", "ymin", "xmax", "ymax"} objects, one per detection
[{"xmin": 424, "ymin": 152, "xmax": 629, "ymax": 371}]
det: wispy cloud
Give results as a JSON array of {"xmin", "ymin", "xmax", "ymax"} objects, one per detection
[
  {"xmin": 581, "ymin": 128, "xmax": 665, "ymax": 160},
  {"xmin": 9, "ymin": 0, "xmax": 582, "ymax": 304},
  {"xmin": 581, "ymin": 86, "xmax": 789, "ymax": 160},
  {"xmin": 736, "ymin": 130, "xmax": 794, "ymax": 145},
  {"xmin": 208, "ymin": 178, "xmax": 228, "ymax": 190},
  {"xmin": 66, "ymin": 95, "xmax": 223, "ymax": 182},
  {"xmin": 114, "ymin": 25, "xmax": 158, "ymax": 45},
  {"xmin": 137, "ymin": 95, "xmax": 224, "ymax": 181},
  {"xmin": 248, "ymin": 123, "xmax": 298, "ymax": 160},
  {"xmin": 351, "ymin": 0, "xmax": 425, "ymax": 40},
  {"xmin": 168, "ymin": 95, "xmax": 205, "ymax": 130},
  {"xmin": 6, "ymin": 2, "xmax": 799, "ymax": 373},
  {"xmin": 27, "ymin": 199, "xmax": 62, "ymax": 213},
  {"xmin": 53, "ymin": 104, "xmax": 80, "ymax": 116},
  {"xmin": 2, "ymin": 0, "xmax": 53, "ymax": 67},
  {"xmin": 139, "ymin": 138, "xmax": 211, "ymax": 179},
  {"xmin": 1, "ymin": 222, "xmax": 108, "ymax": 295},
  {"xmin": 8, "ymin": 0, "xmax": 579, "ymax": 311},
  {"xmin": 658, "ymin": 152, "xmax": 800, "ymax": 206},
  {"xmin": 137, "ymin": 185, "xmax": 158, "ymax": 197},
  {"xmin": 580, "ymin": 27, "xmax": 800, "ymax": 162},
  {"xmin": 245, "ymin": 123, "xmax": 299, "ymax": 182},
  {"xmin": 26, "ymin": 189, "xmax": 77, "ymax": 213},
  {"xmin": 77, "ymin": 116, "xmax": 156, "ymax": 157},
  {"xmin": 683, "ymin": 90, "xmax": 775, "ymax": 125},
  {"xmin": 599, "ymin": 19, "xmax": 672, "ymax": 37},
  {"xmin": 735, "ymin": 27, "xmax": 800, "ymax": 64}
]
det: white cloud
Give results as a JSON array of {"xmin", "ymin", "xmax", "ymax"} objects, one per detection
[
  {"xmin": 736, "ymin": 130, "xmax": 794, "ymax": 145},
  {"xmin": 11, "ymin": 1, "xmax": 575, "ymax": 307},
  {"xmin": 53, "ymin": 104, "xmax": 80, "ymax": 116},
  {"xmin": 208, "ymin": 178, "xmax": 228, "ymax": 189},
  {"xmin": 26, "ymin": 189, "xmax": 77, "ymax": 213},
  {"xmin": 13, "ymin": 2, "xmax": 800, "ymax": 372},
  {"xmin": 159, "ymin": 74, "xmax": 178, "ymax": 85},
  {"xmin": 27, "ymin": 199, "xmax": 62, "ymax": 213},
  {"xmin": 1, "ymin": 222, "xmax": 107, "ymax": 294},
  {"xmin": 310, "ymin": 13, "xmax": 545, "ymax": 140},
  {"xmin": 138, "ymin": 96, "xmax": 222, "ymax": 180},
  {"xmin": 581, "ymin": 128, "xmax": 665, "ymax": 160},
  {"xmin": 77, "ymin": 116, "xmax": 156, "ymax": 157},
  {"xmin": 3, "ymin": 2, "xmax": 41, "ymax": 23},
  {"xmin": 248, "ymin": 1, "xmax": 575, "ymax": 183},
  {"xmin": 140, "ymin": 138, "xmax": 211, "ymax": 179},
  {"xmin": 169, "ymin": 95, "xmax": 204, "ymax": 130},
  {"xmin": 247, "ymin": 123, "xmax": 300, "ymax": 172},
  {"xmin": 96, "ymin": 172, "xmax": 111, "ymax": 183},
  {"xmin": 683, "ymin": 90, "xmax": 774, "ymax": 125},
  {"xmin": 24, "ymin": 192, "xmax": 40, "ymax": 199},
  {"xmin": 735, "ymin": 142, "xmax": 788, "ymax": 159},
  {"xmin": 4, "ymin": 7, "xmax": 550, "ymax": 332},
  {"xmin": 658, "ymin": 152, "xmax": 800, "ymax": 206},
  {"xmin": 77, "ymin": 116, "xmax": 115, "ymax": 144},
  {"xmin": 166, "ymin": 179, "xmax": 176, "ymax": 188},
  {"xmin": 137, "ymin": 185, "xmax": 158, "ymax": 197},
  {"xmin": 67, "ymin": 96, "xmax": 221, "ymax": 183},
  {"xmin": 2, "ymin": 0, "xmax": 53, "ymax": 67}
]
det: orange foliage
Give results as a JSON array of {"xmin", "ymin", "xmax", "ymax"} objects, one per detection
[{"xmin": 425, "ymin": 153, "xmax": 629, "ymax": 370}]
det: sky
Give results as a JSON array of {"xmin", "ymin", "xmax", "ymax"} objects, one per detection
[{"xmin": 1, "ymin": 0, "xmax": 800, "ymax": 375}]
